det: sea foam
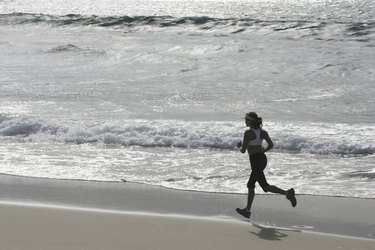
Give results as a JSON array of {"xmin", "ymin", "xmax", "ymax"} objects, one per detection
[{"xmin": 1, "ymin": 116, "xmax": 374, "ymax": 156}]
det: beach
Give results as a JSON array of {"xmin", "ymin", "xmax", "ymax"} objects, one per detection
[
  {"xmin": 1, "ymin": 0, "xmax": 375, "ymax": 249},
  {"xmin": 1, "ymin": 175, "xmax": 374, "ymax": 249}
]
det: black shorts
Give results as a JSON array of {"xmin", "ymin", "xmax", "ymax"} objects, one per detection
[{"xmin": 247, "ymin": 153, "xmax": 270, "ymax": 191}]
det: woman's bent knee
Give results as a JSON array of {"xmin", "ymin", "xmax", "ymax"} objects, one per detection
[{"xmin": 262, "ymin": 185, "xmax": 271, "ymax": 193}]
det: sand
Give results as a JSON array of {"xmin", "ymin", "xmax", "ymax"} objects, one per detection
[
  {"xmin": 0, "ymin": 175, "xmax": 374, "ymax": 249},
  {"xmin": 1, "ymin": 203, "xmax": 374, "ymax": 250}
]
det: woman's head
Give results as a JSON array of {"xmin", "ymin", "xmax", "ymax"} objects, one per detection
[{"xmin": 245, "ymin": 112, "xmax": 263, "ymax": 128}]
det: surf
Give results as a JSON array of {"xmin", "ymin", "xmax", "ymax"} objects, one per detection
[
  {"xmin": 1, "ymin": 13, "xmax": 375, "ymax": 41},
  {"xmin": 0, "ymin": 115, "xmax": 374, "ymax": 156}
]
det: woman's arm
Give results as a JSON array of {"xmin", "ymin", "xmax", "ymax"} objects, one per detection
[
  {"xmin": 239, "ymin": 130, "xmax": 252, "ymax": 153},
  {"xmin": 262, "ymin": 130, "xmax": 274, "ymax": 152}
]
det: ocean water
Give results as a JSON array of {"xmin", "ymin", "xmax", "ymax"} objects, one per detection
[{"xmin": 0, "ymin": 0, "xmax": 374, "ymax": 198}]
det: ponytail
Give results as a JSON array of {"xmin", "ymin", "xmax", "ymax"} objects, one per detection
[{"xmin": 245, "ymin": 112, "xmax": 263, "ymax": 129}]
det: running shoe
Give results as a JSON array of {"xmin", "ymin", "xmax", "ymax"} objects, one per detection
[
  {"xmin": 286, "ymin": 188, "xmax": 297, "ymax": 207},
  {"xmin": 236, "ymin": 208, "xmax": 251, "ymax": 218}
]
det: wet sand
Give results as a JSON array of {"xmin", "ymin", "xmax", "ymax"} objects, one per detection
[{"xmin": 0, "ymin": 174, "xmax": 374, "ymax": 249}]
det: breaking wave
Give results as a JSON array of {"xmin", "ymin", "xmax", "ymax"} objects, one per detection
[
  {"xmin": 1, "ymin": 115, "xmax": 374, "ymax": 156},
  {"xmin": 1, "ymin": 13, "xmax": 375, "ymax": 39}
]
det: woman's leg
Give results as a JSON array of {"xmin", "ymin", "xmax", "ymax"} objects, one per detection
[
  {"xmin": 263, "ymin": 185, "xmax": 297, "ymax": 207},
  {"xmin": 236, "ymin": 173, "xmax": 256, "ymax": 218},
  {"xmin": 236, "ymin": 188, "xmax": 253, "ymax": 218},
  {"xmin": 246, "ymin": 188, "xmax": 255, "ymax": 210},
  {"xmin": 263, "ymin": 185, "xmax": 286, "ymax": 195}
]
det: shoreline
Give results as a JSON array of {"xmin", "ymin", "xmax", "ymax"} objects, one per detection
[
  {"xmin": 0, "ymin": 174, "xmax": 374, "ymax": 240},
  {"xmin": 2, "ymin": 172, "xmax": 374, "ymax": 200}
]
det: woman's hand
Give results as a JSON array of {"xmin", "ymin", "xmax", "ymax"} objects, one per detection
[{"xmin": 237, "ymin": 141, "xmax": 243, "ymax": 149}]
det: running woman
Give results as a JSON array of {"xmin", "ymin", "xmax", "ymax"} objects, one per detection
[{"xmin": 236, "ymin": 112, "xmax": 297, "ymax": 219}]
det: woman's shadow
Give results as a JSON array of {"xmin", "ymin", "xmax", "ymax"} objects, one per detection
[{"xmin": 250, "ymin": 224, "xmax": 300, "ymax": 241}]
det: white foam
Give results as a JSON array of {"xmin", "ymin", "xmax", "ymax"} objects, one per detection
[{"xmin": 1, "ymin": 116, "xmax": 374, "ymax": 156}]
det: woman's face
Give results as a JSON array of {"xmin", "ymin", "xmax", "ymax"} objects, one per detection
[{"xmin": 245, "ymin": 119, "xmax": 251, "ymax": 127}]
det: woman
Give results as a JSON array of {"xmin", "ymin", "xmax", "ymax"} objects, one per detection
[{"xmin": 236, "ymin": 112, "xmax": 296, "ymax": 219}]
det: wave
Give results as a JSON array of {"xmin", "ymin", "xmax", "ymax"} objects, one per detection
[
  {"xmin": 345, "ymin": 171, "xmax": 375, "ymax": 180},
  {"xmin": 1, "ymin": 13, "xmax": 375, "ymax": 39},
  {"xmin": 0, "ymin": 115, "xmax": 374, "ymax": 156},
  {"xmin": 43, "ymin": 44, "xmax": 106, "ymax": 56},
  {"xmin": 0, "ymin": 13, "xmax": 228, "ymax": 27}
]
